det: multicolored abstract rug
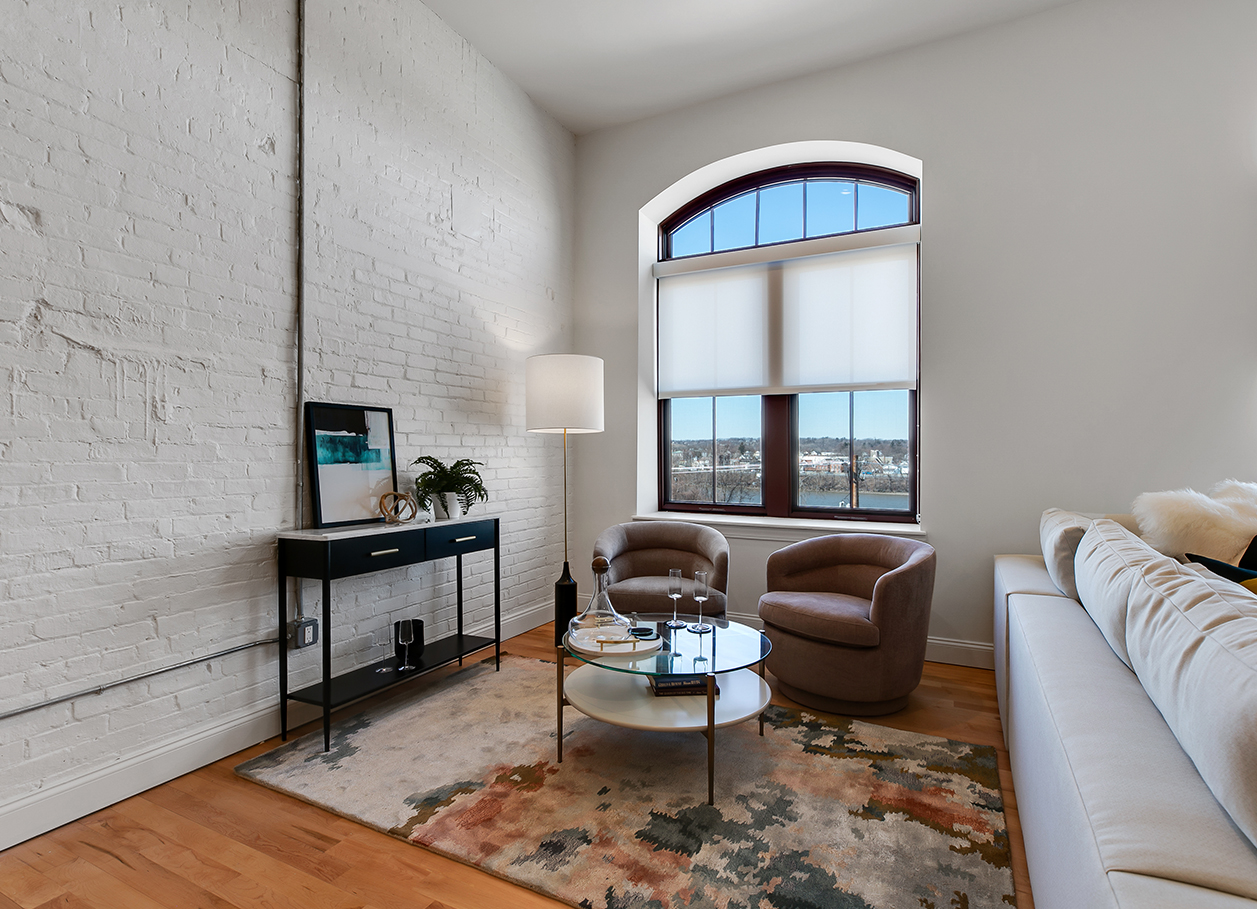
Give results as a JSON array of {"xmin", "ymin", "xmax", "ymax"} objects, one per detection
[{"xmin": 237, "ymin": 656, "xmax": 1015, "ymax": 908}]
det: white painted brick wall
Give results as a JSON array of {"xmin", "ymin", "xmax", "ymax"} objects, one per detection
[{"xmin": 1, "ymin": 0, "xmax": 575, "ymax": 820}]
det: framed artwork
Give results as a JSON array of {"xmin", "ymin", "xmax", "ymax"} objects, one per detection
[{"xmin": 305, "ymin": 402, "xmax": 398, "ymax": 528}]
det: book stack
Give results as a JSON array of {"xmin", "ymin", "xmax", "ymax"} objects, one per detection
[{"xmin": 649, "ymin": 674, "xmax": 719, "ymax": 697}]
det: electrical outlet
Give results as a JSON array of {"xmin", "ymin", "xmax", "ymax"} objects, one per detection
[{"xmin": 292, "ymin": 618, "xmax": 318, "ymax": 648}]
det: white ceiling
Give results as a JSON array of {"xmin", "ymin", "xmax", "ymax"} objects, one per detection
[{"xmin": 420, "ymin": 0, "xmax": 1078, "ymax": 134}]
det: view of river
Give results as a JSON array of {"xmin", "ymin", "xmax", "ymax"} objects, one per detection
[
  {"xmin": 718, "ymin": 490, "xmax": 910, "ymax": 510},
  {"xmin": 799, "ymin": 491, "xmax": 910, "ymax": 510}
]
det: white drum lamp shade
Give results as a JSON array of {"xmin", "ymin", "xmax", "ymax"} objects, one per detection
[{"xmin": 526, "ymin": 354, "xmax": 604, "ymax": 433}]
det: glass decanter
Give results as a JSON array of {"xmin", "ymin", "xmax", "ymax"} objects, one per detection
[{"xmin": 567, "ymin": 556, "xmax": 632, "ymax": 650}]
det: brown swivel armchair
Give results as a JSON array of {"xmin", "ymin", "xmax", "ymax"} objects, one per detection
[
  {"xmin": 757, "ymin": 534, "xmax": 936, "ymax": 715},
  {"xmin": 593, "ymin": 521, "xmax": 729, "ymax": 617}
]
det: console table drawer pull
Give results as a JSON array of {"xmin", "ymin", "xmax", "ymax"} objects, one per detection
[
  {"xmin": 370, "ymin": 548, "xmax": 401, "ymax": 557},
  {"xmin": 454, "ymin": 535, "xmax": 476, "ymax": 543}
]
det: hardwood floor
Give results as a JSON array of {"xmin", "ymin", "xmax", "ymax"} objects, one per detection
[{"xmin": 0, "ymin": 624, "xmax": 1033, "ymax": 909}]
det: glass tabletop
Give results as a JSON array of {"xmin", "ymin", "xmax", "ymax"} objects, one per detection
[{"xmin": 563, "ymin": 613, "xmax": 770, "ymax": 677}]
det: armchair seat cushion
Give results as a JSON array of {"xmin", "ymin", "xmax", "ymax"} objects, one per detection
[
  {"xmin": 607, "ymin": 577, "xmax": 727, "ymax": 616},
  {"xmin": 759, "ymin": 591, "xmax": 878, "ymax": 647}
]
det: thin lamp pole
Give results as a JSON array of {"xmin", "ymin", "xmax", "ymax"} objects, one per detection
[{"xmin": 563, "ymin": 427, "xmax": 570, "ymax": 562}]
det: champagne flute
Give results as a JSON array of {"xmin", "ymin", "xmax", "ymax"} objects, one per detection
[
  {"xmin": 688, "ymin": 570, "xmax": 712, "ymax": 634},
  {"xmin": 398, "ymin": 619, "xmax": 417, "ymax": 671},
  {"xmin": 666, "ymin": 568, "xmax": 686, "ymax": 628},
  {"xmin": 375, "ymin": 626, "xmax": 394, "ymax": 673}
]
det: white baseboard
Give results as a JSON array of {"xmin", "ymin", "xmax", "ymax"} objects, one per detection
[
  {"xmin": 728, "ymin": 610, "xmax": 993, "ymax": 670},
  {"xmin": 0, "ymin": 701, "xmax": 281, "ymax": 852},
  {"xmin": 923, "ymin": 636, "xmax": 994, "ymax": 669}
]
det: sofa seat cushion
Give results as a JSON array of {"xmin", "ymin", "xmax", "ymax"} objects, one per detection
[
  {"xmin": 1108, "ymin": 872, "xmax": 1257, "ymax": 909},
  {"xmin": 758, "ymin": 591, "xmax": 878, "ymax": 647},
  {"xmin": 993, "ymin": 554, "xmax": 1073, "ymax": 747},
  {"xmin": 1009, "ymin": 593, "xmax": 1257, "ymax": 901}
]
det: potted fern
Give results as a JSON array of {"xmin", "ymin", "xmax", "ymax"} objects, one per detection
[{"xmin": 411, "ymin": 455, "xmax": 488, "ymax": 520}]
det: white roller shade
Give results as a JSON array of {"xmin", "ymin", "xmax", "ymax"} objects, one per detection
[
  {"xmin": 657, "ymin": 242, "xmax": 917, "ymax": 397},
  {"xmin": 781, "ymin": 244, "xmax": 917, "ymax": 389},
  {"xmin": 657, "ymin": 264, "xmax": 769, "ymax": 396}
]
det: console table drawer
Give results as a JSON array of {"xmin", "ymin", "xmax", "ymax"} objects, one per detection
[
  {"xmin": 329, "ymin": 529, "xmax": 426, "ymax": 578},
  {"xmin": 425, "ymin": 520, "xmax": 495, "ymax": 559}
]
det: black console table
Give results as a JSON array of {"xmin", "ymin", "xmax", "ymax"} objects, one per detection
[{"xmin": 277, "ymin": 516, "xmax": 501, "ymax": 750}]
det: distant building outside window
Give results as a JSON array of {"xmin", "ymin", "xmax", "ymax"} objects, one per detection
[{"xmin": 656, "ymin": 163, "xmax": 919, "ymax": 521}]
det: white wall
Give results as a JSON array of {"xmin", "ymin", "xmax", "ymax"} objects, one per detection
[
  {"xmin": 0, "ymin": 0, "xmax": 574, "ymax": 848},
  {"xmin": 571, "ymin": 0, "xmax": 1257, "ymax": 661}
]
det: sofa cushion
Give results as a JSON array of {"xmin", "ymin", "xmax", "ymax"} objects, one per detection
[
  {"xmin": 1124, "ymin": 552, "xmax": 1257, "ymax": 848},
  {"xmin": 1039, "ymin": 508, "xmax": 1094, "ymax": 598},
  {"xmin": 1009, "ymin": 594, "xmax": 1257, "ymax": 902},
  {"xmin": 1074, "ymin": 520, "xmax": 1178, "ymax": 670}
]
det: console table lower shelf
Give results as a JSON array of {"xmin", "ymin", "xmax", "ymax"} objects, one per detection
[
  {"xmin": 557, "ymin": 659, "xmax": 771, "ymax": 805},
  {"xmin": 287, "ymin": 632, "xmax": 495, "ymax": 712}
]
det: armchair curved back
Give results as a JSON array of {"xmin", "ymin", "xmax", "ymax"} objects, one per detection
[{"xmin": 594, "ymin": 521, "xmax": 729, "ymax": 594}]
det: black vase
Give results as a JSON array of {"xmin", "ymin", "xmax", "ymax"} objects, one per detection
[{"xmin": 554, "ymin": 561, "xmax": 578, "ymax": 646}]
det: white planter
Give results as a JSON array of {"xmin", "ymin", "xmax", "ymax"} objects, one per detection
[{"xmin": 435, "ymin": 492, "xmax": 462, "ymax": 521}]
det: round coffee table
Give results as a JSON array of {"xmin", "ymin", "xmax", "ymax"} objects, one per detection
[{"xmin": 556, "ymin": 614, "xmax": 771, "ymax": 805}]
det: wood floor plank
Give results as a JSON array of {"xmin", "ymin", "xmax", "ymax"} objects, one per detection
[
  {"xmin": 2, "ymin": 623, "xmax": 1033, "ymax": 909},
  {"xmin": 113, "ymin": 796, "xmax": 383, "ymax": 909},
  {"xmin": 327, "ymin": 835, "xmax": 563, "ymax": 909},
  {"xmin": 30, "ymin": 895, "xmax": 101, "ymax": 909},
  {"xmin": 141, "ymin": 779, "xmax": 352, "ymax": 883},
  {"xmin": 0, "ymin": 852, "xmax": 66, "ymax": 909},
  {"xmin": 52, "ymin": 815, "xmax": 237, "ymax": 909},
  {"xmin": 33, "ymin": 855, "xmax": 168, "ymax": 909},
  {"xmin": 5, "ymin": 843, "xmax": 77, "ymax": 877}
]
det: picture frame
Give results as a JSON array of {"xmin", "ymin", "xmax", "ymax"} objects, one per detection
[{"xmin": 305, "ymin": 401, "xmax": 399, "ymax": 528}]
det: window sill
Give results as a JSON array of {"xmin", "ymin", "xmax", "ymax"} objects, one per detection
[{"xmin": 632, "ymin": 511, "xmax": 926, "ymax": 544}]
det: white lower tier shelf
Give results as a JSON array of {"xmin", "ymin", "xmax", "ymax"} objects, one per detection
[{"xmin": 563, "ymin": 664, "xmax": 771, "ymax": 733}]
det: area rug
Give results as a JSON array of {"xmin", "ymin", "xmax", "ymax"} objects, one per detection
[{"xmin": 237, "ymin": 656, "xmax": 1015, "ymax": 908}]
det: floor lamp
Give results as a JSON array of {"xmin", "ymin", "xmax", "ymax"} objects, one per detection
[{"xmin": 526, "ymin": 354, "xmax": 605, "ymax": 646}]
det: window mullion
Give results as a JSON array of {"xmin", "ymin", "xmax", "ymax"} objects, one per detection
[{"xmin": 762, "ymin": 395, "xmax": 790, "ymax": 517}]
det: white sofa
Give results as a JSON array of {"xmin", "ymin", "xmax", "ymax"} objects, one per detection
[{"xmin": 995, "ymin": 512, "xmax": 1257, "ymax": 908}]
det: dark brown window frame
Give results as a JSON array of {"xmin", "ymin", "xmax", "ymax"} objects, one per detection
[{"xmin": 657, "ymin": 162, "xmax": 920, "ymax": 523}]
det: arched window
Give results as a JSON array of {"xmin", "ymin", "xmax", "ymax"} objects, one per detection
[{"xmin": 655, "ymin": 162, "xmax": 919, "ymax": 520}]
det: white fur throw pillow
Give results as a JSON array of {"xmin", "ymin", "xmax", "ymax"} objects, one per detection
[{"xmin": 1132, "ymin": 479, "xmax": 1257, "ymax": 563}]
